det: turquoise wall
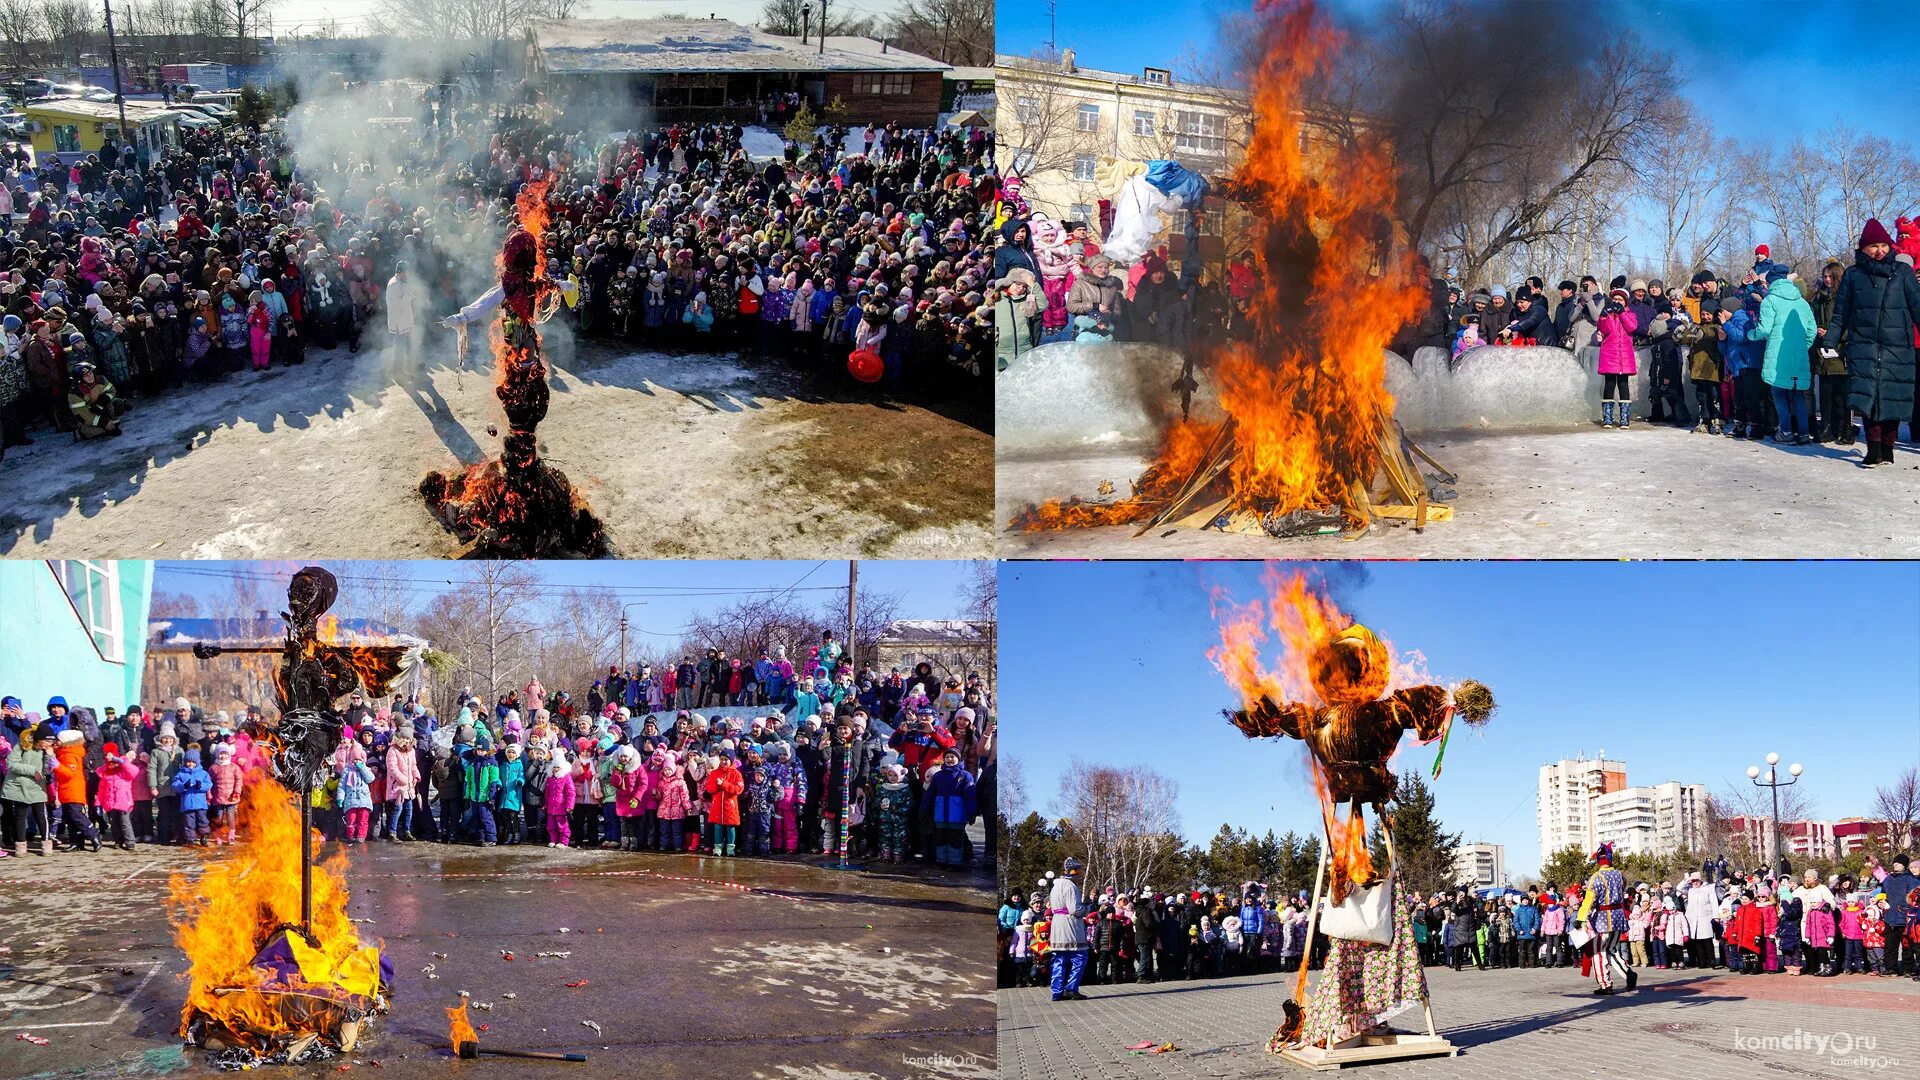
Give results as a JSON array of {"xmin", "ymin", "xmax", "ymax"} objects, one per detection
[{"xmin": 0, "ymin": 561, "xmax": 153, "ymax": 716}]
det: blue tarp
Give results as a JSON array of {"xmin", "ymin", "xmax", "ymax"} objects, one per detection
[{"xmin": 1142, "ymin": 159, "xmax": 1210, "ymax": 207}]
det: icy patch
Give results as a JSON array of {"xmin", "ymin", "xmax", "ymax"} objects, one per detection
[
  {"xmin": 1385, "ymin": 344, "xmax": 1648, "ymax": 432},
  {"xmin": 996, "ymin": 340, "xmax": 1217, "ymax": 454},
  {"xmin": 707, "ymin": 941, "xmax": 990, "ymax": 1013}
]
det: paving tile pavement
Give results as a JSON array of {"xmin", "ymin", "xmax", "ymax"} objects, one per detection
[{"xmin": 1000, "ymin": 964, "xmax": 1920, "ymax": 1079}]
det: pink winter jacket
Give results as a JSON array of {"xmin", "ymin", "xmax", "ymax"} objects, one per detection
[
  {"xmin": 656, "ymin": 764, "xmax": 693, "ymax": 820},
  {"xmin": 610, "ymin": 765, "xmax": 651, "ymax": 817},
  {"xmin": 209, "ymin": 761, "xmax": 245, "ymax": 806},
  {"xmin": 96, "ymin": 758, "xmax": 140, "ymax": 812},
  {"xmin": 544, "ymin": 770, "xmax": 577, "ymax": 815},
  {"xmin": 1541, "ymin": 905, "xmax": 1566, "ymax": 936},
  {"xmin": 1804, "ymin": 905, "xmax": 1837, "ymax": 949},
  {"xmin": 640, "ymin": 760, "xmax": 666, "ymax": 812},
  {"xmin": 1596, "ymin": 307, "xmax": 1639, "ymax": 374},
  {"xmin": 385, "ymin": 744, "xmax": 421, "ymax": 801}
]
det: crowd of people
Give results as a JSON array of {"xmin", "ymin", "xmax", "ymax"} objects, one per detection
[
  {"xmin": 1417, "ymin": 228, "xmax": 1920, "ymax": 465},
  {"xmin": 0, "ymin": 645, "xmax": 995, "ymax": 870},
  {"xmin": 997, "ymin": 852, "xmax": 1920, "ymax": 991},
  {"xmin": 0, "ymin": 87, "xmax": 1003, "ymax": 460}
]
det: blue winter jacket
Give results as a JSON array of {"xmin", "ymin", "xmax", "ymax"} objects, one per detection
[
  {"xmin": 499, "ymin": 757, "xmax": 526, "ymax": 813},
  {"xmin": 1721, "ymin": 309, "xmax": 1762, "ymax": 375},
  {"xmin": 1515, "ymin": 902, "xmax": 1540, "ymax": 939},
  {"xmin": 927, "ymin": 765, "xmax": 976, "ymax": 827},
  {"xmin": 171, "ymin": 763, "xmax": 213, "ymax": 811},
  {"xmin": 1239, "ymin": 902, "xmax": 1266, "ymax": 936}
]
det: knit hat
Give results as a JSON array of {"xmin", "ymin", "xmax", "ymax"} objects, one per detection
[
  {"xmin": 175, "ymin": 697, "xmax": 190, "ymax": 712},
  {"xmin": 1629, "ymin": 278, "xmax": 1647, "ymax": 292},
  {"xmin": 1754, "ymin": 243, "xmax": 1770, "ymax": 258},
  {"xmin": 103, "ymin": 741, "xmax": 120, "ymax": 756},
  {"xmin": 1858, "ymin": 218, "xmax": 1894, "ymax": 248},
  {"xmin": 158, "ymin": 721, "xmax": 177, "ymax": 740},
  {"xmin": 184, "ymin": 748, "xmax": 202, "ymax": 765}
]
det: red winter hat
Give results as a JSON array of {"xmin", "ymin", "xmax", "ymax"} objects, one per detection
[
  {"xmin": 1754, "ymin": 243, "xmax": 1770, "ymax": 258},
  {"xmin": 1859, "ymin": 218, "xmax": 1895, "ymax": 248},
  {"xmin": 104, "ymin": 741, "xmax": 120, "ymax": 756}
]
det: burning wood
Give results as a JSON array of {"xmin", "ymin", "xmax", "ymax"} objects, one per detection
[
  {"xmin": 423, "ymin": 178, "xmax": 610, "ymax": 557},
  {"xmin": 1013, "ymin": 0, "xmax": 1448, "ymax": 537},
  {"xmin": 449, "ymin": 1001, "xmax": 588, "ymax": 1063}
]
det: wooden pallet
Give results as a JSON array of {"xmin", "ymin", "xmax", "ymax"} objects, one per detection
[{"xmin": 1278, "ymin": 1031, "xmax": 1458, "ymax": 1071}]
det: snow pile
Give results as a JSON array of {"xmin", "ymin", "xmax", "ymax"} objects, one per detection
[
  {"xmin": 739, "ymin": 126, "xmax": 871, "ymax": 162},
  {"xmin": 1384, "ymin": 344, "xmax": 1653, "ymax": 432},
  {"xmin": 997, "ymin": 340, "xmax": 1216, "ymax": 453}
]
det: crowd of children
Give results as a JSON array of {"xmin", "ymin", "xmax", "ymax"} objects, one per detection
[
  {"xmin": 1, "ymin": 655, "xmax": 995, "ymax": 872},
  {"xmin": 997, "ymin": 855, "xmax": 1920, "ymax": 989}
]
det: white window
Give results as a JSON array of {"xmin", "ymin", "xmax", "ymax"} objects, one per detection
[
  {"xmin": 1143, "ymin": 67, "xmax": 1171, "ymax": 85},
  {"xmin": 50, "ymin": 560, "xmax": 124, "ymax": 662},
  {"xmin": 1007, "ymin": 147, "xmax": 1036, "ymax": 174},
  {"xmin": 1132, "ymin": 110, "xmax": 1154, "ymax": 136},
  {"xmin": 1015, "ymin": 96, "xmax": 1039, "ymax": 124},
  {"xmin": 1174, "ymin": 109, "xmax": 1226, "ymax": 156},
  {"xmin": 1072, "ymin": 154, "xmax": 1097, "ymax": 181},
  {"xmin": 1076, "ymin": 103, "xmax": 1100, "ymax": 132},
  {"xmin": 1069, "ymin": 202, "xmax": 1094, "ymax": 224}
]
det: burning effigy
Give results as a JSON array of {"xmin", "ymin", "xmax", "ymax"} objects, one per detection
[
  {"xmin": 423, "ymin": 178, "xmax": 611, "ymax": 557},
  {"xmin": 1013, "ymin": 0, "xmax": 1454, "ymax": 538},
  {"xmin": 170, "ymin": 567, "xmax": 412, "ymax": 1069},
  {"xmin": 1209, "ymin": 568, "xmax": 1493, "ymax": 1063}
]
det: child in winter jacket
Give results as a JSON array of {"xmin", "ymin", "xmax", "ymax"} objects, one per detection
[
  {"xmin": 875, "ymin": 763, "xmax": 911, "ymax": 862},
  {"xmin": 384, "ymin": 730, "xmax": 421, "ymax": 841},
  {"xmin": 656, "ymin": 751, "xmax": 692, "ymax": 851},
  {"xmin": 51, "ymin": 731, "xmax": 101, "ymax": 852},
  {"xmin": 209, "ymin": 744, "xmax": 244, "ymax": 844},
  {"xmin": 1864, "ymin": 900, "xmax": 1888, "ymax": 975},
  {"xmin": 148, "ymin": 725, "xmax": 183, "ymax": 845},
  {"xmin": 498, "ymin": 742, "xmax": 526, "ymax": 845},
  {"xmin": 701, "ymin": 753, "xmax": 744, "ymax": 856},
  {"xmin": 1840, "ymin": 896, "xmax": 1867, "ymax": 973},
  {"xmin": 1804, "ymin": 900, "xmax": 1838, "ymax": 976},
  {"xmin": 744, "ymin": 763, "xmax": 777, "ymax": 856},
  {"xmin": 544, "ymin": 751, "xmax": 577, "ymax": 848},
  {"xmin": 170, "ymin": 749, "xmax": 213, "ymax": 845},
  {"xmin": 609, "ymin": 745, "xmax": 651, "ymax": 851},
  {"xmin": 768, "ymin": 743, "xmax": 805, "ymax": 854},
  {"xmin": 926, "ymin": 749, "xmax": 976, "ymax": 867},
  {"xmin": 461, "ymin": 746, "xmax": 501, "ymax": 846},
  {"xmin": 95, "ymin": 742, "xmax": 140, "ymax": 850},
  {"xmin": 337, "ymin": 747, "xmax": 376, "ymax": 844}
]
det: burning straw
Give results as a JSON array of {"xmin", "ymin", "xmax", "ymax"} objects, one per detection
[
  {"xmin": 1014, "ymin": 0, "xmax": 1426, "ymax": 533},
  {"xmin": 171, "ymin": 776, "xmax": 388, "ymax": 1069}
]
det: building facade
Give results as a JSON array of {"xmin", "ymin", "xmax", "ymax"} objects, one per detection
[
  {"xmin": 143, "ymin": 615, "xmax": 430, "ymax": 717},
  {"xmin": 0, "ymin": 561, "xmax": 154, "ymax": 714},
  {"xmin": 526, "ymin": 19, "xmax": 948, "ymax": 127},
  {"xmin": 1591, "ymin": 781, "xmax": 1710, "ymax": 858},
  {"xmin": 994, "ymin": 51, "xmax": 1249, "ymax": 262},
  {"xmin": 1536, "ymin": 755, "xmax": 1629, "ymax": 859},
  {"xmin": 871, "ymin": 619, "xmax": 993, "ymax": 687},
  {"xmin": 1454, "ymin": 842, "xmax": 1506, "ymax": 889}
]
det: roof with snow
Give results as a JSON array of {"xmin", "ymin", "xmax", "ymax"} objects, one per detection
[
  {"xmin": 877, "ymin": 619, "xmax": 990, "ymax": 644},
  {"xmin": 528, "ymin": 19, "xmax": 948, "ymax": 76},
  {"xmin": 149, "ymin": 616, "xmax": 427, "ymax": 649}
]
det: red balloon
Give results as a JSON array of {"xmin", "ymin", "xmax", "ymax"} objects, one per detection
[{"xmin": 848, "ymin": 349, "xmax": 883, "ymax": 383}]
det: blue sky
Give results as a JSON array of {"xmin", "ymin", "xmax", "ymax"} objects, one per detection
[
  {"xmin": 999, "ymin": 0, "xmax": 1920, "ymax": 147},
  {"xmin": 999, "ymin": 560, "xmax": 1920, "ymax": 877},
  {"xmin": 150, "ymin": 560, "xmax": 980, "ymax": 639}
]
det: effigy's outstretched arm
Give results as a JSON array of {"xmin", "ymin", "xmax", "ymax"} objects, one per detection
[
  {"xmin": 1225, "ymin": 696, "xmax": 1312, "ymax": 741},
  {"xmin": 1385, "ymin": 684, "xmax": 1453, "ymax": 742}
]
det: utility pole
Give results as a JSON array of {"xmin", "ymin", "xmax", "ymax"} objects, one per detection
[
  {"xmin": 102, "ymin": 0, "xmax": 130, "ymax": 166},
  {"xmin": 618, "ymin": 601, "xmax": 649, "ymax": 674},
  {"xmin": 845, "ymin": 561, "xmax": 857, "ymax": 672},
  {"xmin": 817, "ymin": 0, "xmax": 826, "ymax": 54},
  {"xmin": 1045, "ymin": 0, "xmax": 1056, "ymax": 56},
  {"xmin": 801, "ymin": 5, "xmax": 810, "ymax": 46}
]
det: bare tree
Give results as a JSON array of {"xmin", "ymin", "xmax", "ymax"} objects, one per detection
[
  {"xmin": 961, "ymin": 560, "xmax": 996, "ymax": 687},
  {"xmin": 372, "ymin": 0, "xmax": 551, "ymax": 43},
  {"xmin": 533, "ymin": 586, "xmax": 622, "ymax": 696},
  {"xmin": 886, "ymin": 0, "xmax": 992, "ymax": 66},
  {"xmin": 1637, "ymin": 108, "xmax": 1747, "ymax": 284},
  {"xmin": 149, "ymin": 590, "xmax": 203, "ymax": 618},
  {"xmin": 1825, "ymin": 126, "xmax": 1920, "ymax": 257},
  {"xmin": 1054, "ymin": 760, "xmax": 1181, "ymax": 896},
  {"xmin": 1715, "ymin": 778, "xmax": 1816, "ymax": 834},
  {"xmin": 412, "ymin": 560, "xmax": 541, "ymax": 704},
  {"xmin": 41, "ymin": 0, "xmax": 93, "ymax": 65},
  {"xmin": 334, "ymin": 561, "xmax": 419, "ymax": 636},
  {"xmin": 0, "ymin": 0, "xmax": 42, "ymax": 67},
  {"xmin": 1739, "ymin": 138, "xmax": 1834, "ymax": 270},
  {"xmin": 760, "ymin": 0, "xmax": 871, "ymax": 37},
  {"xmin": 995, "ymin": 55, "xmax": 1105, "ymax": 188},
  {"xmin": 1873, "ymin": 766, "xmax": 1920, "ymax": 854}
]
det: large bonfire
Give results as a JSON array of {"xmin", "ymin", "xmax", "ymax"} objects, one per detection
[
  {"xmin": 1014, "ymin": 0, "xmax": 1426, "ymax": 532},
  {"xmin": 170, "ymin": 777, "xmax": 386, "ymax": 1067},
  {"xmin": 422, "ymin": 177, "xmax": 611, "ymax": 557}
]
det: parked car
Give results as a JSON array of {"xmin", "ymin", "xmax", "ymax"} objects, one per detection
[{"xmin": 0, "ymin": 112, "xmax": 26, "ymax": 138}]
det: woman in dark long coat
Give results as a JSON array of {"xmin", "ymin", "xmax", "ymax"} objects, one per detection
[{"xmin": 1821, "ymin": 218, "xmax": 1920, "ymax": 467}]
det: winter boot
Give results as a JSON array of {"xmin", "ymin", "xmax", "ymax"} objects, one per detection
[
  {"xmin": 1601, "ymin": 401, "xmax": 1615, "ymax": 428},
  {"xmin": 1617, "ymin": 401, "xmax": 1631, "ymax": 428}
]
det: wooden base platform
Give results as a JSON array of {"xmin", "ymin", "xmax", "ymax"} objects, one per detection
[{"xmin": 1278, "ymin": 1031, "xmax": 1457, "ymax": 1070}]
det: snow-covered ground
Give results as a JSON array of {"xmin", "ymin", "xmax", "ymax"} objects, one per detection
[
  {"xmin": 0, "ymin": 336, "xmax": 992, "ymax": 560},
  {"xmin": 996, "ymin": 428, "xmax": 1920, "ymax": 559},
  {"xmin": 739, "ymin": 125, "xmax": 871, "ymax": 162}
]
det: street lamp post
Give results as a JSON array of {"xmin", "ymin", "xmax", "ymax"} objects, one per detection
[
  {"xmin": 618, "ymin": 601, "xmax": 649, "ymax": 674},
  {"xmin": 1746, "ymin": 752, "xmax": 1803, "ymax": 870}
]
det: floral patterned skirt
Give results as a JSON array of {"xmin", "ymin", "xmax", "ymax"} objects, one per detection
[{"xmin": 1269, "ymin": 884, "xmax": 1429, "ymax": 1053}]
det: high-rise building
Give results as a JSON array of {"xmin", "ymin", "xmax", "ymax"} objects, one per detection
[
  {"xmin": 1537, "ymin": 755, "xmax": 1629, "ymax": 859},
  {"xmin": 1454, "ymin": 842, "xmax": 1506, "ymax": 889},
  {"xmin": 1591, "ymin": 781, "xmax": 1711, "ymax": 857}
]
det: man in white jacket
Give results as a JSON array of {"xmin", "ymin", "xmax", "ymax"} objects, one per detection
[{"xmin": 385, "ymin": 261, "xmax": 420, "ymax": 365}]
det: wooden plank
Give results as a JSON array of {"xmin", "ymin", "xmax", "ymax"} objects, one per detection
[
  {"xmin": 1371, "ymin": 504, "xmax": 1452, "ymax": 521},
  {"xmin": 1279, "ymin": 1034, "xmax": 1458, "ymax": 1071},
  {"xmin": 1171, "ymin": 496, "xmax": 1234, "ymax": 531}
]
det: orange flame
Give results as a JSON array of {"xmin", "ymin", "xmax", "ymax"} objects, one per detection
[
  {"xmin": 1016, "ymin": 0, "xmax": 1425, "ymax": 531},
  {"xmin": 168, "ymin": 777, "xmax": 374, "ymax": 1045},
  {"xmin": 447, "ymin": 1001, "xmax": 478, "ymax": 1050}
]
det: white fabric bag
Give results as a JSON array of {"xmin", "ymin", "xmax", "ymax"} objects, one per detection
[{"xmin": 1319, "ymin": 874, "xmax": 1395, "ymax": 945}]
